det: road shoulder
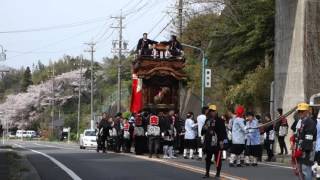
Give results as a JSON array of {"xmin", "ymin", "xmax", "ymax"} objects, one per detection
[{"xmin": 0, "ymin": 145, "xmax": 41, "ymax": 180}]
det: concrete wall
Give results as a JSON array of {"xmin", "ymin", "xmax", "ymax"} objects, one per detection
[
  {"xmin": 274, "ymin": 0, "xmax": 299, "ymax": 115},
  {"xmin": 304, "ymin": 1, "xmax": 320, "ymax": 99},
  {"xmin": 274, "ymin": 0, "xmax": 320, "ymax": 153}
]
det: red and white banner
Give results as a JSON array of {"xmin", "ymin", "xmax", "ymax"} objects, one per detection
[
  {"xmin": 130, "ymin": 74, "xmax": 143, "ymax": 113},
  {"xmin": 123, "ymin": 122, "xmax": 130, "ymax": 131},
  {"xmin": 149, "ymin": 115, "xmax": 159, "ymax": 126}
]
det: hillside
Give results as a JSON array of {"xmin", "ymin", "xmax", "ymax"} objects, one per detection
[{"xmin": 0, "ymin": 70, "xmax": 89, "ymax": 130}]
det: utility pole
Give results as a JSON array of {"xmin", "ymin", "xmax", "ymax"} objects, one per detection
[
  {"xmin": 111, "ymin": 10, "xmax": 127, "ymax": 113},
  {"xmin": 0, "ymin": 45, "xmax": 6, "ymax": 61},
  {"xmin": 49, "ymin": 63, "xmax": 55, "ymax": 136},
  {"xmin": 77, "ymin": 56, "xmax": 83, "ymax": 139},
  {"xmin": 0, "ymin": 45, "xmax": 8, "ymax": 79},
  {"xmin": 84, "ymin": 42, "xmax": 96, "ymax": 130},
  {"xmin": 178, "ymin": 0, "xmax": 183, "ymax": 38}
]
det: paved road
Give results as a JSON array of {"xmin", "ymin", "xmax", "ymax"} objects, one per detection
[{"xmin": 7, "ymin": 140, "xmax": 297, "ymax": 180}]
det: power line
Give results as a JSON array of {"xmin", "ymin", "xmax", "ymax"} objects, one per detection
[
  {"xmin": 6, "ymin": 25, "xmax": 101, "ymax": 60},
  {"xmin": 95, "ymin": 29, "xmax": 116, "ymax": 50},
  {"xmin": 123, "ymin": 0, "xmax": 145, "ymax": 15},
  {"xmin": 153, "ymin": 19, "xmax": 174, "ymax": 39},
  {"xmin": 124, "ymin": 0, "xmax": 161, "ymax": 26},
  {"xmin": 0, "ymin": 17, "xmax": 107, "ymax": 34},
  {"xmin": 148, "ymin": 14, "xmax": 168, "ymax": 34},
  {"xmin": 93, "ymin": 24, "xmax": 114, "ymax": 44},
  {"xmin": 6, "ymin": 45, "xmax": 83, "ymax": 54},
  {"xmin": 0, "ymin": 0, "xmax": 139, "ymax": 35},
  {"xmin": 92, "ymin": 21, "xmax": 113, "ymax": 42},
  {"xmin": 122, "ymin": 0, "xmax": 135, "ymax": 9}
]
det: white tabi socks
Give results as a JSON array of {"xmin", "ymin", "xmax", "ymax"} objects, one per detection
[
  {"xmin": 198, "ymin": 148, "xmax": 203, "ymax": 158},
  {"xmin": 189, "ymin": 149, "xmax": 194, "ymax": 159}
]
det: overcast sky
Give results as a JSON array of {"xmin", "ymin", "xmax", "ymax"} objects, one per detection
[{"xmin": 0, "ymin": 0, "xmax": 174, "ymax": 69}]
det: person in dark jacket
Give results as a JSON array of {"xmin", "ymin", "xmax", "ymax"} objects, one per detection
[
  {"xmin": 136, "ymin": 33, "xmax": 158, "ymax": 56},
  {"xmin": 134, "ymin": 112, "xmax": 148, "ymax": 155},
  {"xmin": 0, "ymin": 124, "xmax": 3, "ymax": 137},
  {"xmin": 123, "ymin": 117, "xmax": 134, "ymax": 153},
  {"xmin": 114, "ymin": 112, "xmax": 124, "ymax": 153},
  {"xmin": 202, "ymin": 105, "xmax": 227, "ymax": 178},
  {"xmin": 168, "ymin": 110, "xmax": 178, "ymax": 156},
  {"xmin": 176, "ymin": 114, "xmax": 186, "ymax": 154},
  {"xmin": 147, "ymin": 111, "xmax": 162, "ymax": 158},
  {"xmin": 295, "ymin": 103, "xmax": 317, "ymax": 180},
  {"xmin": 162, "ymin": 112, "xmax": 176, "ymax": 158},
  {"xmin": 291, "ymin": 111, "xmax": 300, "ymax": 133},
  {"xmin": 263, "ymin": 114, "xmax": 275, "ymax": 162},
  {"xmin": 166, "ymin": 35, "xmax": 183, "ymax": 57},
  {"xmin": 96, "ymin": 122, "xmax": 101, "ymax": 152},
  {"xmin": 275, "ymin": 108, "xmax": 289, "ymax": 155},
  {"xmin": 98, "ymin": 112, "xmax": 112, "ymax": 153}
]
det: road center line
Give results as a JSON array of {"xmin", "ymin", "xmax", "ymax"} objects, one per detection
[
  {"xmin": 29, "ymin": 141, "xmax": 247, "ymax": 180},
  {"xmin": 14, "ymin": 143, "xmax": 82, "ymax": 180},
  {"xmin": 18, "ymin": 141, "xmax": 294, "ymax": 179},
  {"xmin": 258, "ymin": 162, "xmax": 294, "ymax": 169},
  {"xmin": 118, "ymin": 152, "xmax": 247, "ymax": 180},
  {"xmin": 32, "ymin": 142, "xmax": 74, "ymax": 150}
]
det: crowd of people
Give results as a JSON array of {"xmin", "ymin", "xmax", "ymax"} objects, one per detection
[{"xmin": 94, "ymin": 102, "xmax": 320, "ymax": 180}]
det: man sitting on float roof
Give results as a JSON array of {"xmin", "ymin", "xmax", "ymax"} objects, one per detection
[
  {"xmin": 136, "ymin": 33, "xmax": 158, "ymax": 56},
  {"xmin": 167, "ymin": 35, "xmax": 183, "ymax": 57}
]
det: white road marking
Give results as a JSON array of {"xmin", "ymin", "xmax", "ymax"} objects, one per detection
[
  {"xmin": 14, "ymin": 143, "xmax": 82, "ymax": 180},
  {"xmin": 117, "ymin": 152, "xmax": 247, "ymax": 180},
  {"xmin": 23, "ymin": 141, "xmax": 246, "ymax": 180},
  {"xmin": 258, "ymin": 162, "xmax": 294, "ymax": 169},
  {"xmin": 32, "ymin": 142, "xmax": 74, "ymax": 150},
  {"xmin": 13, "ymin": 141, "xmax": 293, "ymax": 178}
]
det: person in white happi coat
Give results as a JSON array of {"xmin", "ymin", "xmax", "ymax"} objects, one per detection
[
  {"xmin": 229, "ymin": 106, "xmax": 246, "ymax": 167},
  {"xmin": 184, "ymin": 112, "xmax": 198, "ymax": 159},
  {"xmin": 196, "ymin": 106, "xmax": 209, "ymax": 160}
]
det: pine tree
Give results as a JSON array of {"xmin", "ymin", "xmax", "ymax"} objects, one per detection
[{"xmin": 21, "ymin": 66, "xmax": 33, "ymax": 92}]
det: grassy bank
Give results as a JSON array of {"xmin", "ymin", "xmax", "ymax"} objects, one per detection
[{"xmin": 5, "ymin": 150, "xmax": 29, "ymax": 180}]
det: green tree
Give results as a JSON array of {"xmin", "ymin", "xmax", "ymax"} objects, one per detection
[
  {"xmin": 181, "ymin": 0, "xmax": 275, "ymax": 112},
  {"xmin": 21, "ymin": 66, "xmax": 33, "ymax": 92}
]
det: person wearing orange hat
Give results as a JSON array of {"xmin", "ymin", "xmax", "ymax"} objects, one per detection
[
  {"xmin": 229, "ymin": 105, "xmax": 246, "ymax": 167},
  {"xmin": 201, "ymin": 104, "xmax": 227, "ymax": 178},
  {"xmin": 294, "ymin": 103, "xmax": 316, "ymax": 180}
]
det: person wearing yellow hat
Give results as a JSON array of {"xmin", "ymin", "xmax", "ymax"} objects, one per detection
[
  {"xmin": 201, "ymin": 104, "xmax": 227, "ymax": 178},
  {"xmin": 209, "ymin": 104, "xmax": 217, "ymax": 111},
  {"xmin": 313, "ymin": 111, "xmax": 320, "ymax": 179},
  {"xmin": 294, "ymin": 102, "xmax": 316, "ymax": 180}
]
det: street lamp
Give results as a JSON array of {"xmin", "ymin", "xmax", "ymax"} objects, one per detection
[{"xmin": 181, "ymin": 43, "xmax": 206, "ymax": 107}]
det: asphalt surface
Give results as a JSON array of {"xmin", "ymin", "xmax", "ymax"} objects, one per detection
[
  {"xmin": 0, "ymin": 150, "xmax": 9, "ymax": 180},
  {"xmin": 7, "ymin": 140, "xmax": 297, "ymax": 180}
]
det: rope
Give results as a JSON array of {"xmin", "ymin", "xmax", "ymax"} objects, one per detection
[{"xmin": 248, "ymin": 106, "xmax": 298, "ymax": 129}]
